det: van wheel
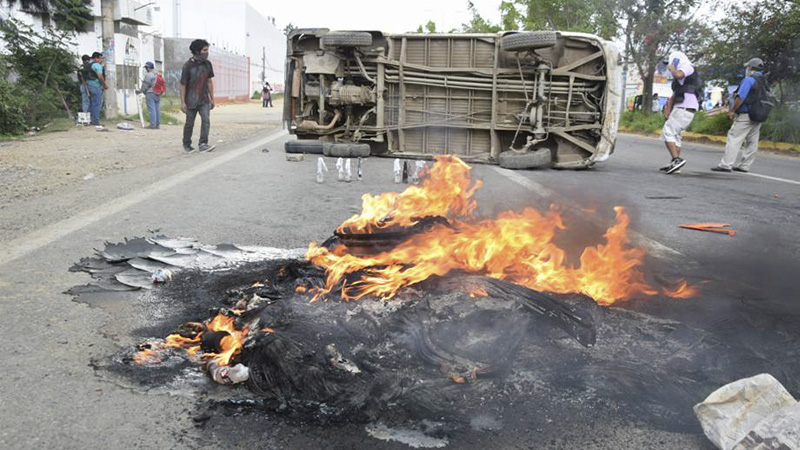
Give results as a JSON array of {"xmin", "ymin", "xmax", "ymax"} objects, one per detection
[
  {"xmin": 321, "ymin": 32, "xmax": 373, "ymax": 48},
  {"xmin": 323, "ymin": 143, "xmax": 371, "ymax": 158},
  {"xmin": 285, "ymin": 139, "xmax": 324, "ymax": 154},
  {"xmin": 498, "ymin": 148, "xmax": 551, "ymax": 169},
  {"xmin": 501, "ymin": 31, "xmax": 557, "ymax": 52}
]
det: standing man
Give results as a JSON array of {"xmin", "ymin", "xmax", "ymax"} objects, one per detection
[
  {"xmin": 136, "ymin": 61, "xmax": 160, "ymax": 129},
  {"xmin": 262, "ymin": 82, "xmax": 272, "ymax": 107},
  {"xmin": 180, "ymin": 39, "xmax": 215, "ymax": 153},
  {"xmin": 712, "ymin": 58, "xmax": 767, "ymax": 173},
  {"xmin": 86, "ymin": 52, "xmax": 108, "ymax": 126},
  {"xmin": 659, "ymin": 51, "xmax": 701, "ymax": 174},
  {"xmin": 77, "ymin": 54, "xmax": 91, "ymax": 113}
]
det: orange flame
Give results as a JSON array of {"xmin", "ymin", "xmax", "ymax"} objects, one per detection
[
  {"xmin": 132, "ymin": 312, "xmax": 248, "ymax": 366},
  {"xmin": 307, "ymin": 156, "xmax": 696, "ymax": 306},
  {"xmin": 468, "ymin": 286, "xmax": 489, "ymax": 298},
  {"xmin": 337, "ymin": 155, "xmax": 481, "ymax": 233}
]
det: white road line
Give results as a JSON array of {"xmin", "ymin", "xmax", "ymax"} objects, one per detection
[
  {"xmin": 0, "ymin": 130, "xmax": 288, "ymax": 268},
  {"xmin": 491, "ymin": 165, "xmax": 685, "ymax": 260},
  {"xmin": 745, "ymin": 172, "xmax": 800, "ymax": 186}
]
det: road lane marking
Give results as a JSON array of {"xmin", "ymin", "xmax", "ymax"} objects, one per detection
[
  {"xmin": 745, "ymin": 172, "xmax": 800, "ymax": 186},
  {"xmin": 0, "ymin": 130, "xmax": 288, "ymax": 268},
  {"xmin": 491, "ymin": 166, "xmax": 686, "ymax": 261}
]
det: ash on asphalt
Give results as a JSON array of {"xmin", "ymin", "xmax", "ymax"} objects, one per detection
[{"xmin": 68, "ymin": 235, "xmax": 800, "ymax": 448}]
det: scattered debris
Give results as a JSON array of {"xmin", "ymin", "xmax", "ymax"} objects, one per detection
[
  {"xmin": 694, "ymin": 373, "xmax": 799, "ymax": 450},
  {"xmin": 261, "ymin": 147, "xmax": 269, "ymax": 153},
  {"xmin": 645, "ymin": 196, "xmax": 684, "ymax": 200},
  {"xmin": 680, "ymin": 223, "xmax": 736, "ymax": 236},
  {"xmin": 286, "ymin": 153, "xmax": 304, "ymax": 162},
  {"xmin": 316, "ymin": 157, "xmax": 328, "ymax": 183},
  {"xmin": 83, "ymin": 173, "xmax": 95, "ymax": 180},
  {"xmin": 150, "ymin": 268, "xmax": 173, "ymax": 283},
  {"xmin": 208, "ymin": 361, "xmax": 250, "ymax": 385},
  {"xmin": 774, "ymin": 194, "xmax": 780, "ymax": 199}
]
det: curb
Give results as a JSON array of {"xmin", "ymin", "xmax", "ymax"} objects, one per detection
[{"xmin": 620, "ymin": 129, "xmax": 800, "ymax": 154}]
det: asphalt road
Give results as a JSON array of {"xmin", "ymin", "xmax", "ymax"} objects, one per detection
[{"xmin": 1, "ymin": 126, "xmax": 798, "ymax": 450}]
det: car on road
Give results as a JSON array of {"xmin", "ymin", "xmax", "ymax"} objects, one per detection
[{"xmin": 283, "ymin": 29, "xmax": 621, "ymax": 169}]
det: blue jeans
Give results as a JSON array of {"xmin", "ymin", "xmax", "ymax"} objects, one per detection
[
  {"xmin": 88, "ymin": 83, "xmax": 103, "ymax": 124},
  {"xmin": 183, "ymin": 103, "xmax": 211, "ymax": 146},
  {"xmin": 80, "ymin": 84, "xmax": 90, "ymax": 113},
  {"xmin": 145, "ymin": 92, "xmax": 160, "ymax": 127}
]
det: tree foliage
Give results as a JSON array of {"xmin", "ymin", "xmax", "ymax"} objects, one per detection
[
  {"xmin": 499, "ymin": 0, "xmax": 618, "ymax": 39},
  {"xmin": 703, "ymin": 0, "xmax": 800, "ymax": 103},
  {"xmin": 461, "ymin": 1, "xmax": 501, "ymax": 33},
  {"xmin": 3, "ymin": 0, "xmax": 92, "ymax": 32},
  {"xmin": 0, "ymin": 17, "xmax": 79, "ymax": 133}
]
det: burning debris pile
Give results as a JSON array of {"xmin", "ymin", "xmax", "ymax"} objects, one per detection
[{"xmin": 74, "ymin": 155, "xmax": 712, "ymax": 426}]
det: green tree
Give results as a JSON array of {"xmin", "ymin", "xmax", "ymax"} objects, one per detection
[
  {"xmin": 461, "ymin": 1, "xmax": 502, "ymax": 33},
  {"xmin": 703, "ymin": 0, "xmax": 800, "ymax": 103},
  {"xmin": 500, "ymin": 0, "xmax": 618, "ymax": 39},
  {"xmin": 2, "ymin": 0, "xmax": 92, "ymax": 32}
]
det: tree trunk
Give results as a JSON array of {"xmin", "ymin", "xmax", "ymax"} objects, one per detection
[{"xmin": 641, "ymin": 59, "xmax": 657, "ymax": 113}]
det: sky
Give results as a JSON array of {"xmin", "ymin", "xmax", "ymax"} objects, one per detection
[{"xmin": 248, "ymin": 0, "xmax": 503, "ymax": 34}]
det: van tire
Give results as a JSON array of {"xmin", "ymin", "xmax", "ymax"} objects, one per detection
[
  {"xmin": 323, "ymin": 143, "xmax": 371, "ymax": 158},
  {"xmin": 498, "ymin": 149, "xmax": 551, "ymax": 169},
  {"xmin": 285, "ymin": 139, "xmax": 324, "ymax": 154},
  {"xmin": 501, "ymin": 31, "xmax": 558, "ymax": 51},
  {"xmin": 321, "ymin": 32, "xmax": 373, "ymax": 48}
]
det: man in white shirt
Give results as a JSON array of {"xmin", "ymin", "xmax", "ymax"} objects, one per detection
[{"xmin": 659, "ymin": 51, "xmax": 700, "ymax": 174}]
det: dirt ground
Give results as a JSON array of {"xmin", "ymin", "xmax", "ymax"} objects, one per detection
[{"xmin": 0, "ymin": 100, "xmax": 283, "ymax": 209}]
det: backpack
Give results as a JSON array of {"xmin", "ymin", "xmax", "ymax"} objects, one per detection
[
  {"xmin": 744, "ymin": 76, "xmax": 776, "ymax": 123},
  {"xmin": 82, "ymin": 61, "xmax": 98, "ymax": 82},
  {"xmin": 153, "ymin": 73, "xmax": 166, "ymax": 95}
]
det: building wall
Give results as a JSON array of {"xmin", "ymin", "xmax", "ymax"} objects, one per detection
[
  {"xmin": 164, "ymin": 37, "xmax": 249, "ymax": 103},
  {"xmin": 244, "ymin": 3, "xmax": 284, "ymax": 93}
]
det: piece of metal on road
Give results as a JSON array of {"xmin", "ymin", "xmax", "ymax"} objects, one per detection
[
  {"xmin": 491, "ymin": 166, "xmax": 686, "ymax": 261},
  {"xmin": 0, "ymin": 129, "xmax": 288, "ymax": 268}
]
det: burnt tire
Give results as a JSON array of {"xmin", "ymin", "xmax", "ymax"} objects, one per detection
[
  {"xmin": 321, "ymin": 31, "xmax": 373, "ymax": 48},
  {"xmin": 285, "ymin": 139, "xmax": 324, "ymax": 154},
  {"xmin": 501, "ymin": 31, "xmax": 558, "ymax": 51},
  {"xmin": 323, "ymin": 143, "xmax": 371, "ymax": 158},
  {"xmin": 498, "ymin": 149, "xmax": 551, "ymax": 169}
]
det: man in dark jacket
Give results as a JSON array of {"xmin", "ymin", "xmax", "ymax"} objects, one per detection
[
  {"xmin": 711, "ymin": 58, "xmax": 766, "ymax": 173},
  {"xmin": 180, "ymin": 39, "xmax": 215, "ymax": 153}
]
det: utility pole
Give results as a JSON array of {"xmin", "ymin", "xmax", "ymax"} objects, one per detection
[
  {"xmin": 261, "ymin": 46, "xmax": 266, "ymax": 85},
  {"xmin": 101, "ymin": 0, "xmax": 117, "ymax": 119}
]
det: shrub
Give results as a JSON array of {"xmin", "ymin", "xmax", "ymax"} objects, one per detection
[
  {"xmin": 761, "ymin": 106, "xmax": 800, "ymax": 144},
  {"xmin": 619, "ymin": 110, "xmax": 665, "ymax": 134},
  {"xmin": 688, "ymin": 111, "xmax": 732, "ymax": 136}
]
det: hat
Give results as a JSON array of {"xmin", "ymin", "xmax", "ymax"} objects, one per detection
[
  {"xmin": 144, "ymin": 61, "xmax": 155, "ymax": 68},
  {"xmin": 744, "ymin": 58, "xmax": 764, "ymax": 69}
]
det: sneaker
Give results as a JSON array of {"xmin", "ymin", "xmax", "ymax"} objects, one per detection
[
  {"xmin": 665, "ymin": 157, "xmax": 686, "ymax": 174},
  {"xmin": 711, "ymin": 166, "xmax": 732, "ymax": 172},
  {"xmin": 732, "ymin": 167, "xmax": 749, "ymax": 173},
  {"xmin": 198, "ymin": 144, "xmax": 216, "ymax": 152},
  {"xmin": 183, "ymin": 145, "xmax": 196, "ymax": 154},
  {"xmin": 659, "ymin": 164, "xmax": 671, "ymax": 172}
]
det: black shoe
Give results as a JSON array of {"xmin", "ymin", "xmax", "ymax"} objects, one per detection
[
  {"xmin": 183, "ymin": 145, "xmax": 196, "ymax": 154},
  {"xmin": 711, "ymin": 166, "xmax": 732, "ymax": 172},
  {"xmin": 666, "ymin": 157, "xmax": 686, "ymax": 174},
  {"xmin": 732, "ymin": 167, "xmax": 749, "ymax": 173},
  {"xmin": 198, "ymin": 143, "xmax": 216, "ymax": 152}
]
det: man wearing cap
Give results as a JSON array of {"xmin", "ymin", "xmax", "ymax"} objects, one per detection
[
  {"xmin": 711, "ymin": 58, "xmax": 766, "ymax": 173},
  {"xmin": 659, "ymin": 51, "xmax": 701, "ymax": 174},
  {"xmin": 136, "ymin": 61, "xmax": 160, "ymax": 129}
]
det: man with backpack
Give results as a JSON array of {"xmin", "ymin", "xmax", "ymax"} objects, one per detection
[
  {"xmin": 712, "ymin": 58, "xmax": 772, "ymax": 173},
  {"xmin": 77, "ymin": 54, "xmax": 91, "ymax": 113},
  {"xmin": 659, "ymin": 51, "xmax": 701, "ymax": 175},
  {"xmin": 85, "ymin": 52, "xmax": 108, "ymax": 126},
  {"xmin": 136, "ymin": 61, "xmax": 165, "ymax": 129}
]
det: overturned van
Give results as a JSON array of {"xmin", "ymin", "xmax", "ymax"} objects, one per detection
[{"xmin": 283, "ymin": 29, "xmax": 621, "ymax": 169}]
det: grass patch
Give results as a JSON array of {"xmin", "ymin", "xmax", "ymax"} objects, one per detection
[
  {"xmin": 619, "ymin": 110, "xmax": 665, "ymax": 134},
  {"xmin": 40, "ymin": 117, "xmax": 73, "ymax": 133},
  {"xmin": 688, "ymin": 111, "xmax": 732, "ymax": 136}
]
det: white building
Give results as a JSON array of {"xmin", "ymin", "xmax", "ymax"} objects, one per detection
[{"xmin": 150, "ymin": 0, "xmax": 286, "ymax": 93}]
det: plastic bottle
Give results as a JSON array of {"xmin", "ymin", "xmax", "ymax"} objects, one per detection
[
  {"xmin": 393, "ymin": 159, "xmax": 402, "ymax": 183},
  {"xmin": 207, "ymin": 361, "xmax": 250, "ymax": 385},
  {"xmin": 356, "ymin": 157, "xmax": 363, "ymax": 181},
  {"xmin": 150, "ymin": 268, "xmax": 172, "ymax": 283},
  {"xmin": 336, "ymin": 157, "xmax": 345, "ymax": 181},
  {"xmin": 414, "ymin": 160, "xmax": 426, "ymax": 184},
  {"xmin": 402, "ymin": 160, "xmax": 409, "ymax": 183},
  {"xmin": 344, "ymin": 158, "xmax": 352, "ymax": 182},
  {"xmin": 316, "ymin": 157, "xmax": 328, "ymax": 183}
]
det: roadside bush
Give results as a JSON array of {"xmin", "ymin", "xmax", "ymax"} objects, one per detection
[
  {"xmin": 619, "ymin": 110, "xmax": 665, "ymax": 134},
  {"xmin": 688, "ymin": 111, "xmax": 732, "ymax": 136},
  {"xmin": 251, "ymin": 90, "xmax": 261, "ymax": 100},
  {"xmin": 761, "ymin": 106, "xmax": 800, "ymax": 144},
  {"xmin": 0, "ymin": 64, "xmax": 27, "ymax": 135}
]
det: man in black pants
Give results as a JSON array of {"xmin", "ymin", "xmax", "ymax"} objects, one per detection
[{"xmin": 180, "ymin": 39, "xmax": 216, "ymax": 153}]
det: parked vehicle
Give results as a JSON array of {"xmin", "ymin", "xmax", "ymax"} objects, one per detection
[{"xmin": 283, "ymin": 29, "xmax": 621, "ymax": 169}]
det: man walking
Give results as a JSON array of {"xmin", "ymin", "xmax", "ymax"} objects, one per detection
[
  {"xmin": 77, "ymin": 54, "xmax": 91, "ymax": 113},
  {"xmin": 659, "ymin": 51, "xmax": 701, "ymax": 174},
  {"xmin": 137, "ymin": 61, "xmax": 160, "ymax": 129},
  {"xmin": 85, "ymin": 52, "xmax": 108, "ymax": 126},
  {"xmin": 180, "ymin": 39, "xmax": 215, "ymax": 153},
  {"xmin": 712, "ymin": 58, "xmax": 767, "ymax": 173}
]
